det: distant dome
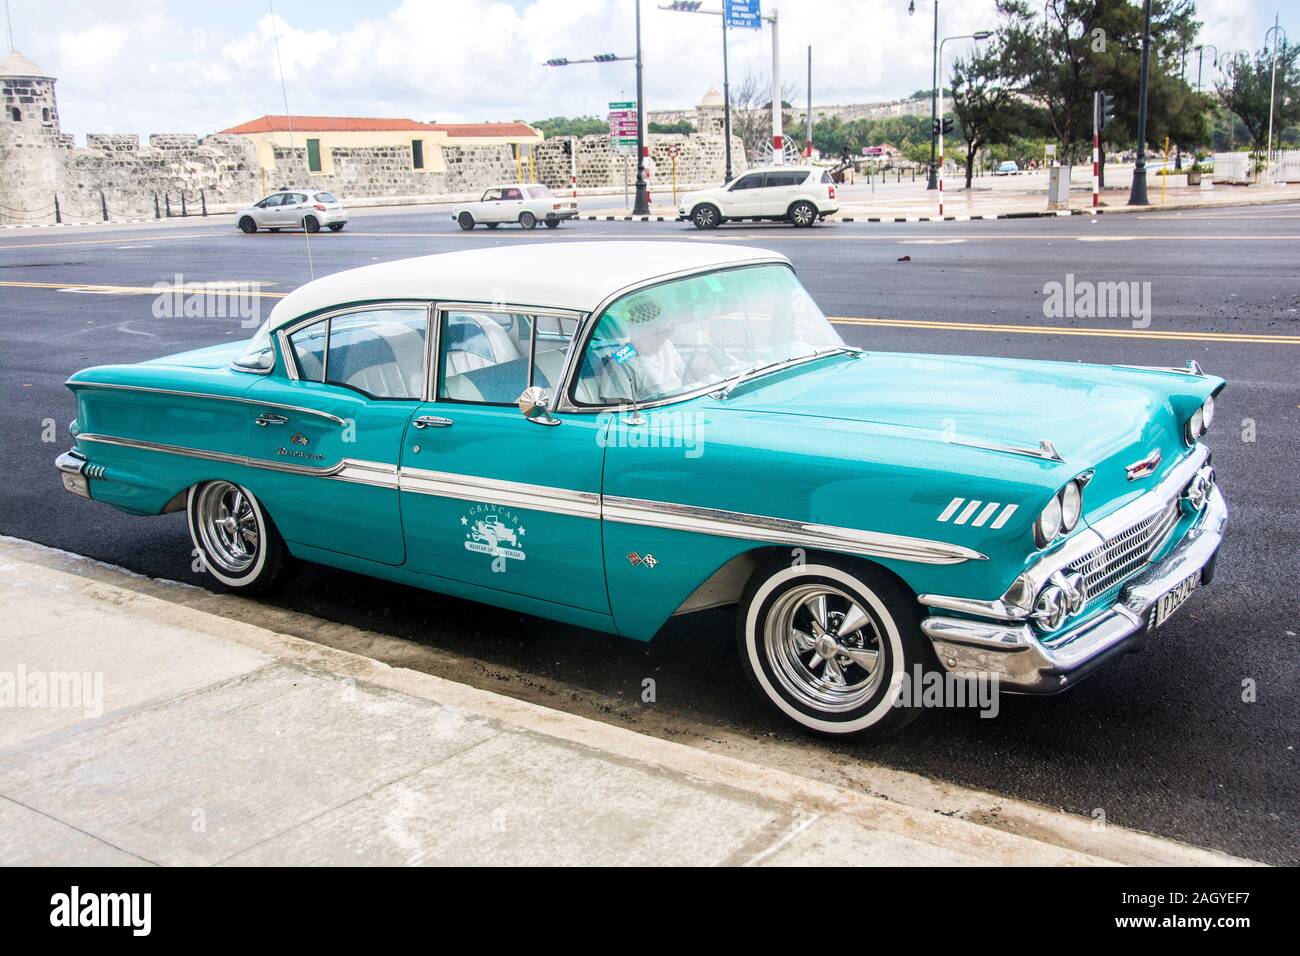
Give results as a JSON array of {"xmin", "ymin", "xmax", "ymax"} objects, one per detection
[
  {"xmin": 698, "ymin": 87, "xmax": 724, "ymax": 108},
  {"xmin": 0, "ymin": 51, "xmax": 52, "ymax": 79}
]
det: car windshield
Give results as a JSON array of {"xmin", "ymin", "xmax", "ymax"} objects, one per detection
[{"xmin": 573, "ymin": 263, "xmax": 844, "ymax": 406}]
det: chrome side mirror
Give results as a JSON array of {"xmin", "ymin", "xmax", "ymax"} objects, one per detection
[{"xmin": 517, "ymin": 385, "xmax": 561, "ymax": 426}]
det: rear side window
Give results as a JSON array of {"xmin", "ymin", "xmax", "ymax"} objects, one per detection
[
  {"xmin": 821, "ymin": 170, "xmax": 833, "ymax": 184},
  {"xmin": 314, "ymin": 192, "xmax": 338, "ymax": 203},
  {"xmin": 765, "ymin": 172, "xmax": 803, "ymax": 188},
  {"xmin": 288, "ymin": 309, "xmax": 429, "ymax": 399}
]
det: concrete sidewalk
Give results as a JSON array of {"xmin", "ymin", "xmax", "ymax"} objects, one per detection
[{"xmin": 0, "ymin": 537, "xmax": 1256, "ymax": 866}]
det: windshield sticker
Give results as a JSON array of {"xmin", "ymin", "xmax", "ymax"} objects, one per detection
[{"xmin": 612, "ymin": 343, "xmax": 639, "ymax": 365}]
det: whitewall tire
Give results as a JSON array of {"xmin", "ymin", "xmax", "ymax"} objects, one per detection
[{"xmin": 186, "ymin": 481, "xmax": 295, "ymax": 593}]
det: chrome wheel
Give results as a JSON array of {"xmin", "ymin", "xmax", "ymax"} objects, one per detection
[
  {"xmin": 789, "ymin": 202, "xmax": 816, "ymax": 227},
  {"xmin": 692, "ymin": 205, "xmax": 718, "ymax": 229},
  {"xmin": 763, "ymin": 583, "xmax": 885, "ymax": 713},
  {"xmin": 195, "ymin": 481, "xmax": 260, "ymax": 575}
]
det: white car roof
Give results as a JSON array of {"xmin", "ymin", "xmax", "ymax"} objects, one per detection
[{"xmin": 267, "ymin": 242, "xmax": 790, "ymax": 327}]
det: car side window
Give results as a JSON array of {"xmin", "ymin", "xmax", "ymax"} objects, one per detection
[
  {"xmin": 438, "ymin": 310, "xmax": 576, "ymax": 405},
  {"xmin": 482, "ymin": 189, "xmax": 503, "ymax": 201},
  {"xmin": 730, "ymin": 173, "xmax": 765, "ymax": 190},
  {"xmin": 259, "ymin": 194, "xmax": 284, "ymax": 208},
  {"xmin": 288, "ymin": 309, "xmax": 428, "ymax": 399},
  {"xmin": 502, "ymin": 187, "xmax": 523, "ymax": 200}
]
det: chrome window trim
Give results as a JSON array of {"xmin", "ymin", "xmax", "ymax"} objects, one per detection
[
  {"xmin": 64, "ymin": 381, "xmax": 350, "ymax": 427},
  {"xmin": 429, "ymin": 301, "xmax": 586, "ymax": 405},
  {"xmin": 553, "ymin": 256, "xmax": 793, "ymax": 415}
]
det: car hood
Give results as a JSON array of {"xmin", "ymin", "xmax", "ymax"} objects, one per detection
[{"xmin": 718, "ymin": 350, "xmax": 1222, "ymax": 522}]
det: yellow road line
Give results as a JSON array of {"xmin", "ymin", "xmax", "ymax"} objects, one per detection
[
  {"xmin": 830, "ymin": 315, "xmax": 1300, "ymax": 344},
  {"xmin": 0, "ymin": 279, "xmax": 286, "ymax": 297}
]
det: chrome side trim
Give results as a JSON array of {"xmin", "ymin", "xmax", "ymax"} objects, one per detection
[
  {"xmin": 74, "ymin": 433, "xmax": 398, "ymax": 487},
  {"xmin": 71, "ymin": 435, "xmax": 983, "ymax": 564},
  {"xmin": 398, "ymin": 466, "xmax": 601, "ymax": 519},
  {"xmin": 603, "ymin": 495, "xmax": 986, "ymax": 565},
  {"xmin": 66, "ymin": 381, "xmax": 349, "ymax": 426}
]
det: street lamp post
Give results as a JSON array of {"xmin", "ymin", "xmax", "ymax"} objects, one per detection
[
  {"xmin": 658, "ymin": 1, "xmax": 733, "ymax": 181},
  {"xmin": 1265, "ymin": 17, "xmax": 1287, "ymax": 184},
  {"xmin": 909, "ymin": 0, "xmax": 940, "ymax": 190},
  {"xmin": 1194, "ymin": 43, "xmax": 1218, "ymax": 93},
  {"xmin": 936, "ymin": 30, "xmax": 994, "ymax": 215},
  {"xmin": 1128, "ymin": 0, "xmax": 1153, "ymax": 206}
]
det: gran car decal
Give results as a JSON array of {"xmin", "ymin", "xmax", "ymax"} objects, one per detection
[
  {"xmin": 462, "ymin": 504, "xmax": 526, "ymax": 562},
  {"xmin": 936, "ymin": 497, "xmax": 1018, "ymax": 529}
]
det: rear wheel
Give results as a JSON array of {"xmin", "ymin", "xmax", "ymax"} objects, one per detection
[
  {"xmin": 737, "ymin": 555, "xmax": 932, "ymax": 740},
  {"xmin": 544, "ymin": 219, "xmax": 560, "ymax": 229},
  {"xmin": 327, "ymin": 222, "xmax": 345, "ymax": 232},
  {"xmin": 458, "ymin": 212, "xmax": 476, "ymax": 230},
  {"xmin": 519, "ymin": 211, "xmax": 538, "ymax": 230},
  {"xmin": 238, "ymin": 216, "xmax": 257, "ymax": 234},
  {"xmin": 691, "ymin": 204, "xmax": 721, "ymax": 229},
  {"xmin": 303, "ymin": 215, "xmax": 320, "ymax": 233},
  {"xmin": 788, "ymin": 201, "xmax": 818, "ymax": 227},
  {"xmin": 187, "ymin": 481, "xmax": 295, "ymax": 594}
]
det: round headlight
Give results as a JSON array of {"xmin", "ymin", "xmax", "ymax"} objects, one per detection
[
  {"xmin": 1188, "ymin": 407, "xmax": 1204, "ymax": 442},
  {"xmin": 1201, "ymin": 394, "xmax": 1215, "ymax": 431},
  {"xmin": 1036, "ymin": 495, "xmax": 1062, "ymax": 547},
  {"xmin": 1060, "ymin": 481, "xmax": 1083, "ymax": 533}
]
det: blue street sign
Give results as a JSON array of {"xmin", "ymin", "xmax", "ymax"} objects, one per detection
[{"xmin": 725, "ymin": 0, "xmax": 762, "ymax": 30}]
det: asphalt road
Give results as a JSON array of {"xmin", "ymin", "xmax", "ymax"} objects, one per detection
[{"xmin": 2, "ymin": 204, "xmax": 1297, "ymax": 864}]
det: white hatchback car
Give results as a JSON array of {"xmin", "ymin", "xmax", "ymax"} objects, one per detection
[
  {"xmin": 452, "ymin": 184, "xmax": 579, "ymax": 230},
  {"xmin": 236, "ymin": 189, "xmax": 347, "ymax": 234},
  {"xmin": 678, "ymin": 167, "xmax": 839, "ymax": 229}
]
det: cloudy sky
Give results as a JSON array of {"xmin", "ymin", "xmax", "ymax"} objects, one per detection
[{"xmin": 5, "ymin": 0, "xmax": 1290, "ymax": 141}]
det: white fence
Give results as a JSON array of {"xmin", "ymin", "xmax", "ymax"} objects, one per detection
[{"xmin": 1214, "ymin": 150, "xmax": 1300, "ymax": 183}]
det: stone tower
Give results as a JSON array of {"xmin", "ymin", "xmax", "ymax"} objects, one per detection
[
  {"xmin": 695, "ymin": 87, "xmax": 726, "ymax": 135},
  {"xmin": 0, "ymin": 51, "xmax": 65, "ymax": 223}
]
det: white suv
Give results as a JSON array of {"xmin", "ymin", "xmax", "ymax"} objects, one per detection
[{"xmin": 678, "ymin": 167, "xmax": 838, "ymax": 229}]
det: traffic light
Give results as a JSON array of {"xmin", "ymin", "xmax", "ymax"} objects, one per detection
[
  {"xmin": 593, "ymin": 53, "xmax": 619, "ymax": 62},
  {"xmin": 932, "ymin": 118, "xmax": 953, "ymax": 135},
  {"xmin": 668, "ymin": 1, "xmax": 703, "ymax": 9},
  {"xmin": 941, "ymin": 118, "xmax": 953, "ymax": 136},
  {"xmin": 1098, "ymin": 91, "xmax": 1115, "ymax": 130},
  {"xmin": 561, "ymin": 139, "xmax": 572, "ymax": 157},
  {"xmin": 544, "ymin": 58, "xmax": 569, "ymax": 67},
  {"xmin": 931, "ymin": 118, "xmax": 940, "ymax": 135}
]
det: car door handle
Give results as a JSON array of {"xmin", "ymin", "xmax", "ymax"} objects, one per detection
[
  {"xmin": 412, "ymin": 415, "xmax": 454, "ymax": 429},
  {"xmin": 255, "ymin": 413, "xmax": 289, "ymax": 426}
]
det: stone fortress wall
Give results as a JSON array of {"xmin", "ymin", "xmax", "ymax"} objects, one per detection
[{"xmin": 0, "ymin": 54, "xmax": 748, "ymax": 226}]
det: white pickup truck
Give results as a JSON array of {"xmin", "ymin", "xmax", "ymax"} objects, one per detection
[{"xmin": 452, "ymin": 183, "xmax": 579, "ymax": 230}]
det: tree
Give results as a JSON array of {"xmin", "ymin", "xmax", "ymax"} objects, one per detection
[
  {"xmin": 950, "ymin": 41, "xmax": 1032, "ymax": 187},
  {"xmin": 998, "ymin": 0, "xmax": 1205, "ymax": 163},
  {"xmin": 530, "ymin": 116, "xmax": 608, "ymax": 138},
  {"xmin": 648, "ymin": 120, "xmax": 695, "ymax": 134},
  {"xmin": 1216, "ymin": 45, "xmax": 1300, "ymax": 160},
  {"xmin": 731, "ymin": 70, "xmax": 799, "ymax": 163}
]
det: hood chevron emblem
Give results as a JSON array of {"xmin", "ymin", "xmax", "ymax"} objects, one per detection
[{"xmin": 1125, "ymin": 449, "xmax": 1162, "ymax": 481}]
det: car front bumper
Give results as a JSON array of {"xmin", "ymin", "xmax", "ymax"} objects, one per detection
[{"xmin": 921, "ymin": 484, "xmax": 1226, "ymax": 694}]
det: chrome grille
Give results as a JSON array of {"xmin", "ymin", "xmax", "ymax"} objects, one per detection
[{"xmin": 1074, "ymin": 501, "xmax": 1181, "ymax": 601}]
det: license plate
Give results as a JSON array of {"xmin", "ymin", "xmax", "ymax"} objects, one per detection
[{"xmin": 1153, "ymin": 571, "xmax": 1201, "ymax": 628}]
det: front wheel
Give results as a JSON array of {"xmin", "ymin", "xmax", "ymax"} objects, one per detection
[
  {"xmin": 238, "ymin": 216, "xmax": 257, "ymax": 234},
  {"xmin": 458, "ymin": 212, "xmax": 475, "ymax": 230},
  {"xmin": 519, "ymin": 211, "xmax": 538, "ymax": 230},
  {"xmin": 303, "ymin": 215, "xmax": 320, "ymax": 233},
  {"xmin": 187, "ymin": 481, "xmax": 295, "ymax": 594},
  {"xmin": 691, "ymin": 204, "xmax": 721, "ymax": 229},
  {"xmin": 737, "ymin": 556, "xmax": 932, "ymax": 740},
  {"xmin": 788, "ymin": 201, "xmax": 818, "ymax": 227}
]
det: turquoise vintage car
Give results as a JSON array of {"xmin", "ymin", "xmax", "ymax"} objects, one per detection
[{"xmin": 56, "ymin": 242, "xmax": 1227, "ymax": 739}]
